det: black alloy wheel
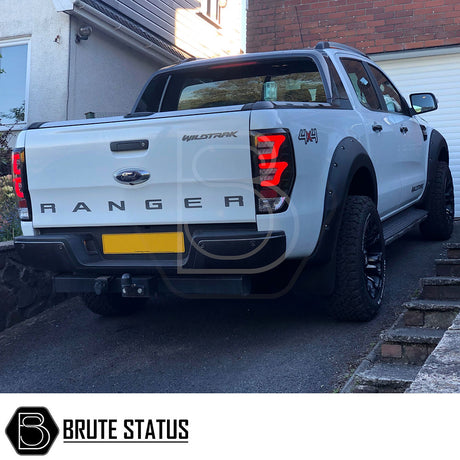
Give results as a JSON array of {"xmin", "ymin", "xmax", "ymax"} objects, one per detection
[{"xmin": 363, "ymin": 213, "xmax": 385, "ymax": 301}]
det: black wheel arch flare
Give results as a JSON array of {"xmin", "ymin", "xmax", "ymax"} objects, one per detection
[
  {"xmin": 309, "ymin": 136, "xmax": 378, "ymax": 265},
  {"xmin": 417, "ymin": 129, "xmax": 450, "ymax": 208}
]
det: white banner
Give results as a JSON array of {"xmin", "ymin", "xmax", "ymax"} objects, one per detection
[{"xmin": 0, "ymin": 394, "xmax": 457, "ymax": 460}]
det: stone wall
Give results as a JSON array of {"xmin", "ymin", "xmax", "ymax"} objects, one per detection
[{"xmin": 0, "ymin": 241, "xmax": 62, "ymax": 331}]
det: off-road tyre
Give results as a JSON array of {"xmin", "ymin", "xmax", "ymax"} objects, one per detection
[
  {"xmin": 82, "ymin": 293, "xmax": 148, "ymax": 317},
  {"xmin": 328, "ymin": 196, "xmax": 386, "ymax": 322},
  {"xmin": 420, "ymin": 161, "xmax": 454, "ymax": 241}
]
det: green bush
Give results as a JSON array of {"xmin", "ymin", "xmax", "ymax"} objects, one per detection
[
  {"xmin": 0, "ymin": 175, "xmax": 22, "ymax": 242},
  {"xmin": 0, "ymin": 124, "xmax": 14, "ymax": 175},
  {"xmin": 1, "ymin": 120, "xmax": 21, "ymax": 241}
]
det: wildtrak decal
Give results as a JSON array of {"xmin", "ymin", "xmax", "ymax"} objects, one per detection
[{"xmin": 182, "ymin": 131, "xmax": 238, "ymax": 141}]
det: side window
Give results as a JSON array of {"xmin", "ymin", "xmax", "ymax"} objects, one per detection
[
  {"xmin": 0, "ymin": 40, "xmax": 29, "ymax": 124},
  {"xmin": 325, "ymin": 57, "xmax": 349, "ymax": 101},
  {"xmin": 367, "ymin": 65, "xmax": 405, "ymax": 114},
  {"xmin": 341, "ymin": 58, "xmax": 381, "ymax": 111}
]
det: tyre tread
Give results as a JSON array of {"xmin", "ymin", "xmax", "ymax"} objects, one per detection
[
  {"xmin": 420, "ymin": 162, "xmax": 454, "ymax": 241},
  {"xmin": 329, "ymin": 196, "xmax": 385, "ymax": 322}
]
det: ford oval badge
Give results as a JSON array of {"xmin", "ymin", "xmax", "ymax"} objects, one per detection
[{"xmin": 114, "ymin": 169, "xmax": 150, "ymax": 185}]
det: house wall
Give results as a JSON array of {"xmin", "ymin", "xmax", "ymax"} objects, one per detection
[
  {"xmin": 102, "ymin": 0, "xmax": 243, "ymax": 57},
  {"xmin": 67, "ymin": 16, "xmax": 164, "ymax": 119},
  {"xmin": 246, "ymin": 0, "xmax": 460, "ymax": 54},
  {"xmin": 2, "ymin": 0, "xmax": 245, "ymax": 125},
  {"xmin": 0, "ymin": 0, "xmax": 70, "ymax": 126}
]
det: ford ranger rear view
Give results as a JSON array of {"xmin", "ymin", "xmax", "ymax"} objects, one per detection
[{"xmin": 12, "ymin": 41, "xmax": 454, "ymax": 321}]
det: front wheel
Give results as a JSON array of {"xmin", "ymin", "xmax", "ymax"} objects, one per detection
[
  {"xmin": 81, "ymin": 293, "xmax": 148, "ymax": 317},
  {"xmin": 328, "ymin": 196, "xmax": 386, "ymax": 322}
]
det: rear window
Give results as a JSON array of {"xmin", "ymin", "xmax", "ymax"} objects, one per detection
[{"xmin": 137, "ymin": 58, "xmax": 327, "ymax": 113}]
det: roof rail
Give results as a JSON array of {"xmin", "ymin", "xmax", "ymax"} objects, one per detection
[{"xmin": 315, "ymin": 41, "xmax": 368, "ymax": 58}]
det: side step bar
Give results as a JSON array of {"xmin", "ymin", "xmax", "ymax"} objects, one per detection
[{"xmin": 382, "ymin": 208, "xmax": 428, "ymax": 245}]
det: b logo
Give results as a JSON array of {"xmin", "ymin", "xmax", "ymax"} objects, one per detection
[{"xmin": 5, "ymin": 407, "xmax": 59, "ymax": 455}]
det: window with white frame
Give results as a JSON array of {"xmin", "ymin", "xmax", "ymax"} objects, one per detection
[
  {"xmin": 201, "ymin": 0, "xmax": 221, "ymax": 24},
  {"xmin": 0, "ymin": 39, "xmax": 29, "ymax": 125}
]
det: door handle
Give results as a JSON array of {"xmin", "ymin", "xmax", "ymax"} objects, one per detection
[
  {"xmin": 372, "ymin": 124, "xmax": 383, "ymax": 132},
  {"xmin": 110, "ymin": 139, "xmax": 149, "ymax": 152},
  {"xmin": 400, "ymin": 126, "xmax": 408, "ymax": 134}
]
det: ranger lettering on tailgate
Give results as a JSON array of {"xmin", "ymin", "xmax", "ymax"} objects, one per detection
[{"xmin": 39, "ymin": 196, "xmax": 246, "ymax": 213}]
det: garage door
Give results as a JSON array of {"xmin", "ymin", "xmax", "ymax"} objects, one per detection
[{"xmin": 374, "ymin": 49, "xmax": 460, "ymax": 216}]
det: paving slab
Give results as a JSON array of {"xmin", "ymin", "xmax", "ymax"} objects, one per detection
[
  {"xmin": 407, "ymin": 312, "xmax": 460, "ymax": 393},
  {"xmin": 383, "ymin": 327, "xmax": 445, "ymax": 344},
  {"xmin": 358, "ymin": 362, "xmax": 421, "ymax": 384}
]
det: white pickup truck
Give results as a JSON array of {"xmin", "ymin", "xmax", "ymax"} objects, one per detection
[{"xmin": 12, "ymin": 42, "xmax": 453, "ymax": 321}]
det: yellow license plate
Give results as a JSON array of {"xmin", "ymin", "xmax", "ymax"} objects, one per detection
[{"xmin": 102, "ymin": 232, "xmax": 185, "ymax": 254}]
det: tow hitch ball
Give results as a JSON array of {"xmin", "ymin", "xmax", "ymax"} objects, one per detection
[
  {"xmin": 93, "ymin": 273, "xmax": 148, "ymax": 297},
  {"xmin": 121, "ymin": 273, "xmax": 146, "ymax": 297}
]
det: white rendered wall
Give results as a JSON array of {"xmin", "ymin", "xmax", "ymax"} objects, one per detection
[
  {"xmin": 0, "ymin": 0, "xmax": 70, "ymax": 125},
  {"xmin": 67, "ymin": 17, "xmax": 166, "ymax": 120}
]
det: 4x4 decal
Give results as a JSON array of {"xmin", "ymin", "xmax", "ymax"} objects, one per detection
[{"xmin": 298, "ymin": 128, "xmax": 318, "ymax": 144}]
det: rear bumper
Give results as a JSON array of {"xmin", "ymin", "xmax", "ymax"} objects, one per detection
[{"xmin": 14, "ymin": 228, "xmax": 286, "ymax": 276}]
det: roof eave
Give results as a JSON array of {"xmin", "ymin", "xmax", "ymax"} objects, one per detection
[{"xmin": 53, "ymin": 0, "xmax": 192, "ymax": 66}]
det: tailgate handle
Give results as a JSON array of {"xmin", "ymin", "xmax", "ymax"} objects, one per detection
[{"xmin": 110, "ymin": 139, "xmax": 149, "ymax": 152}]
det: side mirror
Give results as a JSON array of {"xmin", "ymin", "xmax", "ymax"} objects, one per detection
[{"xmin": 410, "ymin": 93, "xmax": 438, "ymax": 114}]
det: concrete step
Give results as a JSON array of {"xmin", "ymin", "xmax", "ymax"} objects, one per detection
[
  {"xmin": 403, "ymin": 299, "xmax": 460, "ymax": 311},
  {"xmin": 420, "ymin": 277, "xmax": 460, "ymax": 300},
  {"xmin": 354, "ymin": 362, "xmax": 422, "ymax": 393},
  {"xmin": 402, "ymin": 299, "xmax": 460, "ymax": 328},
  {"xmin": 382, "ymin": 326, "xmax": 446, "ymax": 344},
  {"xmin": 436, "ymin": 259, "xmax": 460, "ymax": 277},
  {"xmin": 380, "ymin": 327, "xmax": 445, "ymax": 364},
  {"xmin": 444, "ymin": 243, "xmax": 460, "ymax": 260}
]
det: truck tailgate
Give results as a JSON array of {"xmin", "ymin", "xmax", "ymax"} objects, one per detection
[{"xmin": 25, "ymin": 111, "xmax": 255, "ymax": 228}]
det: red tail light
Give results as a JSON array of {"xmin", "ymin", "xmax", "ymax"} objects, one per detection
[
  {"xmin": 11, "ymin": 148, "xmax": 32, "ymax": 221},
  {"xmin": 251, "ymin": 131, "xmax": 295, "ymax": 213}
]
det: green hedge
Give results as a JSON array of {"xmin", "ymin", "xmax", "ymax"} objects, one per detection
[{"xmin": 0, "ymin": 175, "xmax": 22, "ymax": 242}]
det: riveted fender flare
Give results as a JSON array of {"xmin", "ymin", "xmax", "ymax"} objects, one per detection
[
  {"xmin": 417, "ymin": 129, "xmax": 449, "ymax": 207},
  {"xmin": 309, "ymin": 136, "xmax": 377, "ymax": 266}
]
